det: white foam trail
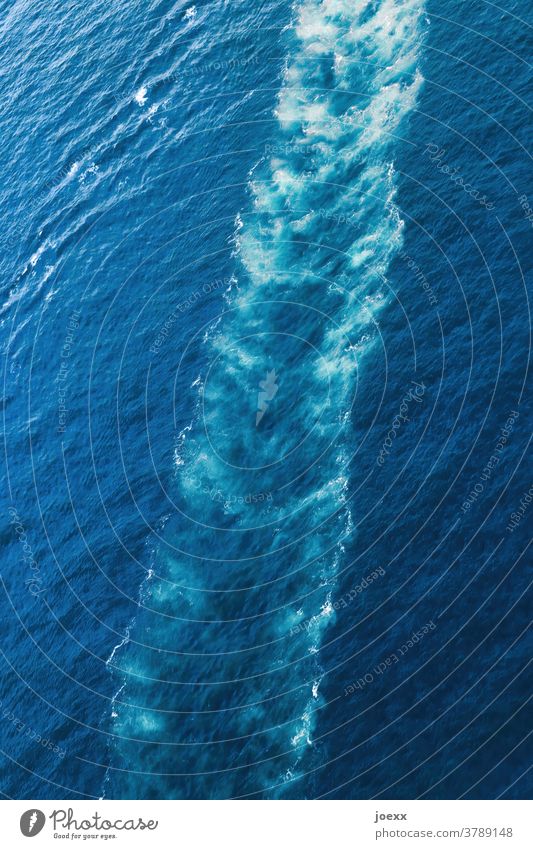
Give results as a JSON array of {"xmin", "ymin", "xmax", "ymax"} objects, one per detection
[{"xmin": 110, "ymin": 0, "xmax": 426, "ymax": 799}]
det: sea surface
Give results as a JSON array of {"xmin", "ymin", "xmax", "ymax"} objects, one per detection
[{"xmin": 1, "ymin": 0, "xmax": 531, "ymax": 799}]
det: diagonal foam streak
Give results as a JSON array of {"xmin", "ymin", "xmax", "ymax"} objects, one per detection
[{"xmin": 109, "ymin": 0, "xmax": 426, "ymax": 799}]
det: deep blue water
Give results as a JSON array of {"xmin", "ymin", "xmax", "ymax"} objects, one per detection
[{"xmin": 1, "ymin": 0, "xmax": 531, "ymax": 800}]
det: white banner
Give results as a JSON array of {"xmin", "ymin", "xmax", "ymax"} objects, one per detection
[{"xmin": 1, "ymin": 800, "xmax": 531, "ymax": 848}]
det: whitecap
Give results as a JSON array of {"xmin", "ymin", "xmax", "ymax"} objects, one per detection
[
  {"xmin": 29, "ymin": 243, "xmax": 46, "ymax": 268},
  {"xmin": 134, "ymin": 85, "xmax": 148, "ymax": 106},
  {"xmin": 67, "ymin": 161, "xmax": 81, "ymax": 178}
]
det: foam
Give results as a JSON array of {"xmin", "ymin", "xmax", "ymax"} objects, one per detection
[
  {"xmin": 111, "ymin": 0, "xmax": 427, "ymax": 796},
  {"xmin": 134, "ymin": 86, "xmax": 148, "ymax": 106}
]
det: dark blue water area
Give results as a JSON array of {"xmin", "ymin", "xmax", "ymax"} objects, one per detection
[
  {"xmin": 0, "ymin": 0, "xmax": 531, "ymax": 800},
  {"xmin": 1, "ymin": 0, "xmax": 290, "ymax": 799},
  {"xmin": 316, "ymin": 1, "xmax": 533, "ymax": 800}
]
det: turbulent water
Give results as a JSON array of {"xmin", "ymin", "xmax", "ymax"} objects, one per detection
[
  {"xmin": 107, "ymin": 0, "xmax": 427, "ymax": 799},
  {"xmin": 1, "ymin": 0, "xmax": 531, "ymax": 800}
]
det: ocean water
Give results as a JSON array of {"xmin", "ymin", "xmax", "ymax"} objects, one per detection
[{"xmin": 1, "ymin": 0, "xmax": 531, "ymax": 800}]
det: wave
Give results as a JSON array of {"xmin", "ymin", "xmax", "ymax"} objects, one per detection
[{"xmin": 108, "ymin": 0, "xmax": 426, "ymax": 799}]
